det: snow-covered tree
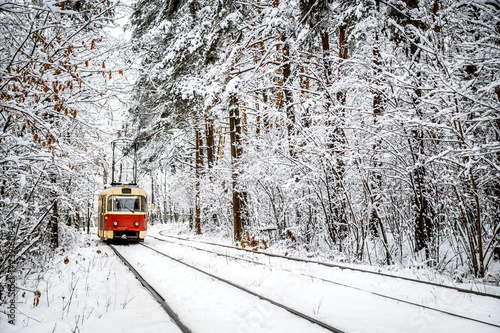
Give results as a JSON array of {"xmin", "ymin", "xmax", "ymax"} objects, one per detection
[
  {"xmin": 0, "ymin": 0, "xmax": 130, "ymax": 301},
  {"xmin": 128, "ymin": 0, "xmax": 500, "ymax": 277}
]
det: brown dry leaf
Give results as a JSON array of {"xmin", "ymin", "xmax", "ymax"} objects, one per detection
[
  {"xmin": 33, "ymin": 290, "xmax": 41, "ymax": 307},
  {"xmin": 64, "ymin": 257, "xmax": 69, "ymax": 264}
]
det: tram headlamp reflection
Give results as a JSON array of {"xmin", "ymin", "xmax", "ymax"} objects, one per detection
[{"xmin": 134, "ymin": 222, "xmax": 139, "ymax": 226}]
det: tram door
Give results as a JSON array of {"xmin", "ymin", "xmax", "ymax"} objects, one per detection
[{"xmin": 98, "ymin": 195, "xmax": 106, "ymax": 236}]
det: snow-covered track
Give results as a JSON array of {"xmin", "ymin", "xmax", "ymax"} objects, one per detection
[
  {"xmin": 108, "ymin": 243, "xmax": 192, "ymax": 333},
  {"xmin": 157, "ymin": 232, "xmax": 500, "ymax": 300},
  {"xmin": 150, "ymin": 234, "xmax": 500, "ymax": 330},
  {"xmin": 139, "ymin": 242, "xmax": 346, "ymax": 333}
]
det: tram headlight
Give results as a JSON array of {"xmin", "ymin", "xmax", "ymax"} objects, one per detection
[
  {"xmin": 134, "ymin": 222, "xmax": 139, "ymax": 227},
  {"xmin": 113, "ymin": 221, "xmax": 118, "ymax": 226}
]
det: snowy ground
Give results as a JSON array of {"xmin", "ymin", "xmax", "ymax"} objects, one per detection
[
  {"xmin": 1, "ymin": 231, "xmax": 177, "ymax": 333},
  {"xmin": 2, "ymin": 224, "xmax": 500, "ymax": 332}
]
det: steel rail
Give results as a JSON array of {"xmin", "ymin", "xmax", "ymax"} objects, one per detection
[
  {"xmin": 158, "ymin": 231, "xmax": 500, "ymax": 300},
  {"xmin": 140, "ymin": 242, "xmax": 346, "ymax": 333},
  {"xmin": 149, "ymin": 235, "xmax": 500, "ymax": 330},
  {"xmin": 108, "ymin": 243, "xmax": 192, "ymax": 333}
]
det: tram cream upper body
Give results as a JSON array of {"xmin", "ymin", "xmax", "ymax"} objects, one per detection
[{"xmin": 99, "ymin": 186, "xmax": 147, "ymax": 198}]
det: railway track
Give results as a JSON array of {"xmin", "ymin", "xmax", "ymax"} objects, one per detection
[
  {"xmin": 157, "ymin": 231, "xmax": 500, "ymax": 300},
  {"xmin": 151, "ymin": 232, "xmax": 500, "ymax": 330},
  {"xmin": 108, "ymin": 243, "xmax": 192, "ymax": 333},
  {"xmin": 109, "ymin": 241, "xmax": 345, "ymax": 333}
]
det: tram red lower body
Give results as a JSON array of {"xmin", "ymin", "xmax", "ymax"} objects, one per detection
[{"xmin": 105, "ymin": 214, "xmax": 147, "ymax": 231}]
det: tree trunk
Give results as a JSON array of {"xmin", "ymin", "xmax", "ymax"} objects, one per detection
[
  {"xmin": 194, "ymin": 126, "xmax": 203, "ymax": 235},
  {"xmin": 368, "ymin": 12, "xmax": 391, "ymax": 265},
  {"xmin": 405, "ymin": 0, "xmax": 435, "ymax": 264},
  {"xmin": 282, "ymin": 36, "xmax": 294, "ymax": 156},
  {"xmin": 300, "ymin": 59, "xmax": 311, "ymax": 128},
  {"xmin": 321, "ymin": 31, "xmax": 331, "ymax": 85},
  {"xmin": 49, "ymin": 170, "xmax": 59, "ymax": 248},
  {"xmin": 205, "ymin": 107, "xmax": 215, "ymax": 168},
  {"xmin": 229, "ymin": 95, "xmax": 245, "ymax": 241}
]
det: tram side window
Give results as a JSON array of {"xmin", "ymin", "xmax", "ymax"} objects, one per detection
[
  {"xmin": 107, "ymin": 196, "xmax": 113, "ymax": 212},
  {"xmin": 99, "ymin": 196, "xmax": 104, "ymax": 214}
]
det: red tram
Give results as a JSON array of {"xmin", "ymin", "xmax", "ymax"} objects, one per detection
[{"xmin": 98, "ymin": 185, "xmax": 148, "ymax": 242}]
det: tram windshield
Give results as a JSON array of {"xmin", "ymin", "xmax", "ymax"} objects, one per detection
[{"xmin": 107, "ymin": 195, "xmax": 146, "ymax": 212}]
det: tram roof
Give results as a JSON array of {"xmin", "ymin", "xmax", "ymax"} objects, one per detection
[{"xmin": 99, "ymin": 185, "xmax": 147, "ymax": 197}]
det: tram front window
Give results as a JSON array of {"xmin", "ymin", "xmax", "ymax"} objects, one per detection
[{"xmin": 112, "ymin": 195, "xmax": 145, "ymax": 212}]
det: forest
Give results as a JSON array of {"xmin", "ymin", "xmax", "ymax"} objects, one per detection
[{"xmin": 1, "ymin": 0, "xmax": 499, "ymax": 306}]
